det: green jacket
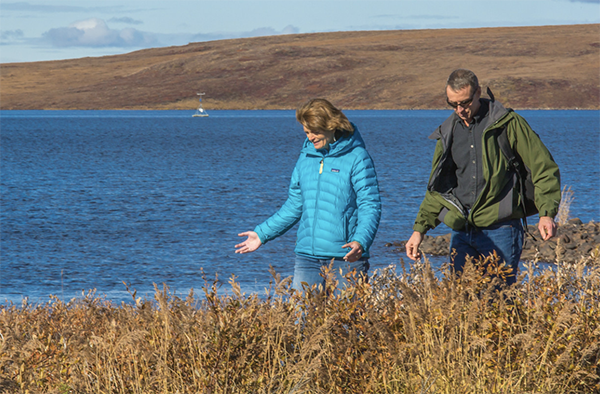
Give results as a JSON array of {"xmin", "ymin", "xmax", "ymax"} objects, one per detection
[{"xmin": 413, "ymin": 98, "xmax": 561, "ymax": 234}]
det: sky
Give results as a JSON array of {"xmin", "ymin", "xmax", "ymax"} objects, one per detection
[{"xmin": 1, "ymin": 0, "xmax": 599, "ymax": 63}]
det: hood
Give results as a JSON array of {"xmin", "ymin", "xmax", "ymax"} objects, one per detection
[{"xmin": 301, "ymin": 122, "xmax": 366, "ymax": 157}]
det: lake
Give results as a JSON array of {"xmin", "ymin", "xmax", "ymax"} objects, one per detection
[{"xmin": 1, "ymin": 110, "xmax": 599, "ymax": 304}]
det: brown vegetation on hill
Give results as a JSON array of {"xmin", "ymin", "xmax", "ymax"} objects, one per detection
[{"xmin": 1, "ymin": 24, "xmax": 599, "ymax": 110}]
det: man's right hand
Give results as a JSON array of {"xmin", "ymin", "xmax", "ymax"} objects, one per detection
[{"xmin": 406, "ymin": 231, "xmax": 425, "ymax": 261}]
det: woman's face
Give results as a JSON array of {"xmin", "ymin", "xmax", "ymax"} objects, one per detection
[{"xmin": 303, "ymin": 126, "xmax": 335, "ymax": 150}]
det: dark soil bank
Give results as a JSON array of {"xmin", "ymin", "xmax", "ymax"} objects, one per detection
[{"xmin": 386, "ymin": 218, "xmax": 600, "ymax": 264}]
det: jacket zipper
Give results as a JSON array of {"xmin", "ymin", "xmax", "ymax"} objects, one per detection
[
  {"xmin": 441, "ymin": 193, "xmax": 468, "ymax": 218},
  {"xmin": 312, "ymin": 158, "xmax": 324, "ymax": 254},
  {"xmin": 430, "ymin": 126, "xmax": 468, "ymax": 218}
]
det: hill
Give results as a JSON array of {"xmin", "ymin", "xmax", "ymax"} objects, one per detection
[{"xmin": 1, "ymin": 24, "xmax": 598, "ymax": 110}]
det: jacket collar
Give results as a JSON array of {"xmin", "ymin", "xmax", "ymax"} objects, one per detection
[{"xmin": 429, "ymin": 95, "xmax": 510, "ymax": 142}]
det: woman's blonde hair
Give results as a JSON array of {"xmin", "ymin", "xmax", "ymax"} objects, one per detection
[{"xmin": 296, "ymin": 99, "xmax": 354, "ymax": 135}]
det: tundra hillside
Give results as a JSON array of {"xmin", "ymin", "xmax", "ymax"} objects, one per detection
[{"xmin": 1, "ymin": 24, "xmax": 598, "ymax": 110}]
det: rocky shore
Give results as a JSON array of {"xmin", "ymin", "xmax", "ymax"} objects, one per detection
[{"xmin": 386, "ymin": 219, "xmax": 599, "ymax": 264}]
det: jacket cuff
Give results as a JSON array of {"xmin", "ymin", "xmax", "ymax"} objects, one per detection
[
  {"xmin": 351, "ymin": 240, "xmax": 365, "ymax": 251},
  {"xmin": 538, "ymin": 207, "xmax": 558, "ymax": 219},
  {"xmin": 413, "ymin": 224, "xmax": 430, "ymax": 234},
  {"xmin": 253, "ymin": 226, "xmax": 269, "ymax": 245}
]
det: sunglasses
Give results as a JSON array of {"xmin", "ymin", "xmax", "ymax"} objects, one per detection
[{"xmin": 447, "ymin": 88, "xmax": 478, "ymax": 109}]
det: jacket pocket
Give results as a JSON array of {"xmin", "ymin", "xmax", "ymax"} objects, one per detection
[
  {"xmin": 344, "ymin": 209, "xmax": 357, "ymax": 243},
  {"xmin": 442, "ymin": 209, "xmax": 467, "ymax": 231},
  {"xmin": 496, "ymin": 173, "xmax": 517, "ymax": 222},
  {"xmin": 343, "ymin": 214, "xmax": 349, "ymax": 242}
]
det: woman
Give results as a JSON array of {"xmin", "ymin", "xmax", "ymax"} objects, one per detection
[{"xmin": 235, "ymin": 98, "xmax": 381, "ymax": 291}]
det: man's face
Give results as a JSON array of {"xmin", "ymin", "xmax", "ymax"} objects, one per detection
[{"xmin": 446, "ymin": 85, "xmax": 481, "ymax": 123}]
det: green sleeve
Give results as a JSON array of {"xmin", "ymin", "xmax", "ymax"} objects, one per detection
[
  {"xmin": 412, "ymin": 140, "xmax": 445, "ymax": 233},
  {"xmin": 413, "ymin": 191, "xmax": 443, "ymax": 233},
  {"xmin": 509, "ymin": 114, "xmax": 561, "ymax": 218}
]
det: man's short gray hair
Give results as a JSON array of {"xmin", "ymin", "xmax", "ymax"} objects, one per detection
[{"xmin": 446, "ymin": 69, "xmax": 479, "ymax": 92}]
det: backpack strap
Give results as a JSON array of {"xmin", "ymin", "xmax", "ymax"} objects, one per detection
[
  {"xmin": 497, "ymin": 126, "xmax": 521, "ymax": 172},
  {"xmin": 497, "ymin": 126, "xmax": 537, "ymax": 240},
  {"xmin": 487, "ymin": 87, "xmax": 495, "ymax": 102}
]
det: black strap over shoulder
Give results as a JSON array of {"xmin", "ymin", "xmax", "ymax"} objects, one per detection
[
  {"xmin": 497, "ymin": 127, "xmax": 517, "ymax": 168},
  {"xmin": 497, "ymin": 125, "xmax": 538, "ymax": 240}
]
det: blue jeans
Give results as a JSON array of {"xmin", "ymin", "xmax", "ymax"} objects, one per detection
[
  {"xmin": 449, "ymin": 219, "xmax": 524, "ymax": 285},
  {"xmin": 292, "ymin": 254, "xmax": 370, "ymax": 292}
]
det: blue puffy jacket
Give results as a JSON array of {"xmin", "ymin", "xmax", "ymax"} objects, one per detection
[{"xmin": 254, "ymin": 126, "xmax": 381, "ymax": 258}]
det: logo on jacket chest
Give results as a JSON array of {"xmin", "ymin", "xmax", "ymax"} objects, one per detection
[{"xmin": 331, "ymin": 168, "xmax": 340, "ymax": 173}]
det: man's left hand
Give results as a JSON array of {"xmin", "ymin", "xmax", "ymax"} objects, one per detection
[{"xmin": 538, "ymin": 216, "xmax": 557, "ymax": 241}]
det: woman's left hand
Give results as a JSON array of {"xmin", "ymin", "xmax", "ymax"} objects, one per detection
[
  {"xmin": 235, "ymin": 231, "xmax": 262, "ymax": 254},
  {"xmin": 342, "ymin": 241, "xmax": 363, "ymax": 262}
]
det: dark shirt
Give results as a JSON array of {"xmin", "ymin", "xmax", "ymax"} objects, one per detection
[{"xmin": 451, "ymin": 100, "xmax": 489, "ymax": 210}]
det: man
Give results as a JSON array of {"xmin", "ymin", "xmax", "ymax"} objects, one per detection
[{"xmin": 406, "ymin": 69, "xmax": 561, "ymax": 284}]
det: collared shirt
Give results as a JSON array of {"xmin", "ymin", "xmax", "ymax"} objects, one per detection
[{"xmin": 451, "ymin": 100, "xmax": 489, "ymax": 210}]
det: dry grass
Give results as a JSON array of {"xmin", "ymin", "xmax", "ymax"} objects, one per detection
[
  {"xmin": 1, "ymin": 254, "xmax": 599, "ymax": 394},
  {"xmin": 556, "ymin": 186, "xmax": 575, "ymax": 226}
]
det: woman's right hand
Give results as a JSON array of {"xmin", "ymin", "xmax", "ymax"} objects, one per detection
[{"xmin": 235, "ymin": 231, "xmax": 262, "ymax": 254}]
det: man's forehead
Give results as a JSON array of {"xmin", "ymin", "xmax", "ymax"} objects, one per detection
[{"xmin": 446, "ymin": 86, "xmax": 471, "ymax": 96}]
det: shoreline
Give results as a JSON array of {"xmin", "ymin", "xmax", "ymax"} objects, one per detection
[
  {"xmin": 385, "ymin": 218, "xmax": 600, "ymax": 265},
  {"xmin": 1, "ymin": 107, "xmax": 599, "ymax": 111}
]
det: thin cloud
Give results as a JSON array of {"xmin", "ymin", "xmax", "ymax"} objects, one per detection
[
  {"xmin": 1, "ymin": 2, "xmax": 113, "ymax": 13},
  {"xmin": 189, "ymin": 25, "xmax": 300, "ymax": 42},
  {"xmin": 372, "ymin": 14, "xmax": 457, "ymax": 20},
  {"xmin": 42, "ymin": 18, "xmax": 156, "ymax": 48},
  {"xmin": 281, "ymin": 25, "xmax": 300, "ymax": 34},
  {"xmin": 569, "ymin": 0, "xmax": 599, "ymax": 3},
  {"xmin": 1, "ymin": 29, "xmax": 25, "ymax": 41},
  {"xmin": 108, "ymin": 17, "xmax": 143, "ymax": 25}
]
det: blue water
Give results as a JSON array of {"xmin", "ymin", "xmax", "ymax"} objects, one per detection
[{"xmin": 1, "ymin": 110, "xmax": 599, "ymax": 304}]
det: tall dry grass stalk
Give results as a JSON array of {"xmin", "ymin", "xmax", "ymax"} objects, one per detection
[
  {"xmin": 556, "ymin": 185, "xmax": 575, "ymax": 225},
  {"xmin": 1, "ymin": 255, "xmax": 599, "ymax": 393}
]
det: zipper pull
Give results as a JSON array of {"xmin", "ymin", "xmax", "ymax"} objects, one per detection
[{"xmin": 319, "ymin": 159, "xmax": 324, "ymax": 174}]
